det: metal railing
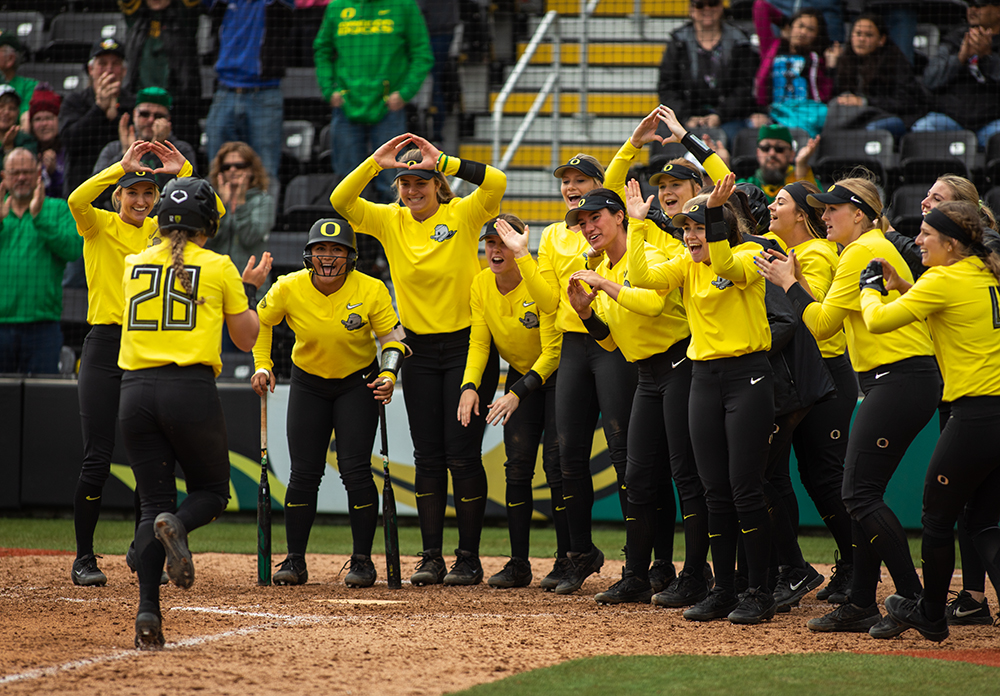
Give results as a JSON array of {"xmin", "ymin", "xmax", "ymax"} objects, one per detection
[{"xmin": 577, "ymin": 0, "xmax": 602, "ymax": 137}]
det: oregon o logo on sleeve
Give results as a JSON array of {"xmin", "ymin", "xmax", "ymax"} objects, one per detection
[{"xmin": 321, "ymin": 221, "xmax": 341, "ymax": 237}]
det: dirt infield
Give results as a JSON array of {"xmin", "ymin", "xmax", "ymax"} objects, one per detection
[{"xmin": 1, "ymin": 553, "xmax": 997, "ymax": 695}]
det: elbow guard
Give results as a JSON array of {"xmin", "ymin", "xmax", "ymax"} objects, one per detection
[
  {"xmin": 378, "ymin": 341, "xmax": 406, "ymax": 384},
  {"xmin": 454, "ymin": 158, "xmax": 487, "ymax": 186},
  {"xmin": 704, "ymin": 204, "xmax": 729, "ymax": 243},
  {"xmin": 509, "ymin": 370, "xmax": 543, "ymax": 400},
  {"xmin": 581, "ymin": 312, "xmax": 611, "ymax": 341}
]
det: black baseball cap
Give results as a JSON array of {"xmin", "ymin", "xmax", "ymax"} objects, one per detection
[
  {"xmin": 479, "ymin": 216, "xmax": 525, "ymax": 241},
  {"xmin": 565, "ymin": 190, "xmax": 626, "ymax": 227},
  {"xmin": 552, "ymin": 156, "xmax": 604, "ymax": 182},
  {"xmin": 90, "ymin": 37, "xmax": 124, "ymax": 61},
  {"xmin": 807, "ymin": 183, "xmax": 880, "ymax": 221},
  {"xmin": 670, "ymin": 203, "xmax": 708, "ymax": 229},
  {"xmin": 649, "ymin": 161, "xmax": 703, "ymax": 186},
  {"xmin": 393, "ymin": 167, "xmax": 438, "ymax": 181},
  {"xmin": 117, "ymin": 170, "xmax": 158, "ymax": 189}
]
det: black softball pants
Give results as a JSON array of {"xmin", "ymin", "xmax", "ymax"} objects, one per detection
[
  {"xmin": 689, "ymin": 352, "xmax": 774, "ymax": 593},
  {"xmin": 119, "ymin": 365, "xmax": 231, "ymax": 615},
  {"xmin": 283, "ymin": 362, "xmax": 380, "ymax": 557},
  {"xmin": 920, "ymin": 396, "xmax": 1000, "ymax": 618},
  {"xmin": 501, "ymin": 367, "xmax": 564, "ymax": 560},
  {"xmin": 844, "ymin": 356, "xmax": 941, "ymax": 607},
  {"xmin": 555, "ymin": 331, "xmax": 637, "ymax": 554},
  {"xmin": 401, "ymin": 327, "xmax": 499, "ymax": 555}
]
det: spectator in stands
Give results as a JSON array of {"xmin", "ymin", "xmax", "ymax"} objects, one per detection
[
  {"xmin": 119, "ymin": 0, "xmax": 203, "ymax": 147},
  {"xmin": 657, "ymin": 0, "xmax": 759, "ymax": 145},
  {"xmin": 417, "ymin": 0, "xmax": 460, "ymax": 143},
  {"xmin": 911, "ymin": 0, "xmax": 1000, "ymax": 150},
  {"xmin": 0, "ymin": 31, "xmax": 37, "ymax": 127},
  {"xmin": 0, "ymin": 148, "xmax": 82, "ymax": 374},
  {"xmin": 291, "ymin": 0, "xmax": 329, "ymax": 67},
  {"xmin": 92, "ymin": 87, "xmax": 198, "ymax": 191},
  {"xmin": 754, "ymin": 6, "xmax": 834, "ymax": 136},
  {"xmin": 59, "ymin": 38, "xmax": 135, "ymax": 197},
  {"xmin": 28, "ymin": 89, "xmax": 67, "ymax": 199},
  {"xmin": 205, "ymin": 141, "xmax": 275, "ymax": 294},
  {"xmin": 825, "ymin": 13, "xmax": 921, "ymax": 140},
  {"xmin": 754, "ymin": 0, "xmax": 844, "ymax": 44},
  {"xmin": 738, "ymin": 123, "xmax": 820, "ymax": 202},
  {"xmin": 314, "ymin": 0, "xmax": 434, "ymax": 203},
  {"xmin": 0, "ymin": 86, "xmax": 34, "ymax": 157},
  {"xmin": 203, "ymin": 0, "xmax": 293, "ymax": 188}
]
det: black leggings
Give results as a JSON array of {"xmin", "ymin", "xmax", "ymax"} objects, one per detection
[
  {"xmin": 624, "ymin": 339, "xmax": 709, "ymax": 581},
  {"xmin": 502, "ymin": 367, "xmax": 564, "ymax": 559},
  {"xmin": 401, "ymin": 327, "xmax": 499, "ymax": 554},
  {"xmin": 843, "ymin": 356, "xmax": 941, "ymax": 606},
  {"xmin": 555, "ymin": 331, "xmax": 637, "ymax": 553},
  {"xmin": 689, "ymin": 352, "xmax": 774, "ymax": 592},
  {"xmin": 920, "ymin": 396, "xmax": 1000, "ymax": 613},
  {"xmin": 119, "ymin": 365, "xmax": 231, "ymax": 614},
  {"xmin": 283, "ymin": 363, "xmax": 380, "ymax": 557}
]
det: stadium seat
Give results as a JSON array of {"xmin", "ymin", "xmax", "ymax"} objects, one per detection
[
  {"xmin": 986, "ymin": 134, "xmax": 1000, "ymax": 187},
  {"xmin": 39, "ymin": 13, "xmax": 126, "ymax": 64},
  {"xmin": 19, "ymin": 62, "xmax": 88, "ymax": 94},
  {"xmin": 0, "ymin": 12, "xmax": 45, "ymax": 57},
  {"xmin": 898, "ymin": 130, "xmax": 977, "ymax": 185},
  {"xmin": 279, "ymin": 172, "xmax": 341, "ymax": 231},
  {"xmin": 278, "ymin": 120, "xmax": 316, "ymax": 184},
  {"xmin": 731, "ymin": 128, "xmax": 760, "ymax": 180},
  {"xmin": 814, "ymin": 129, "xmax": 895, "ymax": 193},
  {"xmin": 985, "ymin": 187, "xmax": 1000, "ymax": 218},
  {"xmin": 887, "ymin": 184, "xmax": 927, "ymax": 238}
]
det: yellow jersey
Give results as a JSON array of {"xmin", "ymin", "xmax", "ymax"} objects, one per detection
[
  {"xmin": 803, "ymin": 229, "xmax": 933, "ymax": 373},
  {"xmin": 788, "ymin": 236, "xmax": 847, "ymax": 359},
  {"xmin": 462, "ymin": 268, "xmax": 560, "ymax": 387},
  {"xmin": 626, "ymin": 221, "xmax": 770, "ymax": 360},
  {"xmin": 254, "ymin": 269, "xmax": 400, "ymax": 380},
  {"xmin": 524, "ymin": 220, "xmax": 592, "ymax": 334},
  {"xmin": 860, "ymin": 256, "xmax": 1000, "ymax": 401},
  {"xmin": 119, "ymin": 241, "xmax": 245, "ymax": 376},
  {"xmin": 330, "ymin": 156, "xmax": 506, "ymax": 335}
]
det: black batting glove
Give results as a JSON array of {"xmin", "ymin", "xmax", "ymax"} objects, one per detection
[{"xmin": 859, "ymin": 260, "xmax": 887, "ymax": 295}]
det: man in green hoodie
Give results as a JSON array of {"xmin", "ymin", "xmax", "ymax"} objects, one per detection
[{"xmin": 314, "ymin": 0, "xmax": 434, "ymax": 202}]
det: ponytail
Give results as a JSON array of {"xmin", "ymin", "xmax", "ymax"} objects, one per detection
[{"xmin": 167, "ymin": 230, "xmax": 205, "ymax": 306}]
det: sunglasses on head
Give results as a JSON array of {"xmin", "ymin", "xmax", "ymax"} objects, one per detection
[
  {"xmin": 136, "ymin": 109, "xmax": 168, "ymax": 120},
  {"xmin": 758, "ymin": 143, "xmax": 790, "ymax": 154},
  {"xmin": 221, "ymin": 161, "xmax": 250, "ymax": 171},
  {"xmin": 692, "ymin": 0, "xmax": 721, "ymax": 8}
]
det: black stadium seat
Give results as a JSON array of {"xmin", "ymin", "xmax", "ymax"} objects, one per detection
[
  {"xmin": 898, "ymin": 131, "xmax": 977, "ymax": 186},
  {"xmin": 279, "ymin": 172, "xmax": 341, "ymax": 231},
  {"xmin": 0, "ymin": 12, "xmax": 46, "ymax": 57},
  {"xmin": 986, "ymin": 134, "xmax": 1000, "ymax": 187},
  {"xmin": 39, "ymin": 13, "xmax": 125, "ymax": 64},
  {"xmin": 888, "ymin": 184, "xmax": 928, "ymax": 238},
  {"xmin": 19, "ymin": 62, "xmax": 88, "ymax": 94},
  {"xmin": 814, "ymin": 129, "xmax": 895, "ymax": 193}
]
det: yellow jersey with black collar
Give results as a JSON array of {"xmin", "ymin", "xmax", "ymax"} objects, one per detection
[
  {"xmin": 626, "ymin": 221, "xmax": 770, "ymax": 360},
  {"xmin": 69, "ymin": 160, "xmax": 196, "ymax": 326},
  {"xmin": 253, "ymin": 269, "xmax": 400, "ymax": 380},
  {"xmin": 788, "ymin": 236, "xmax": 847, "ymax": 359},
  {"xmin": 860, "ymin": 256, "xmax": 1000, "ymax": 401},
  {"xmin": 591, "ymin": 239, "xmax": 689, "ymax": 362},
  {"xmin": 329, "ymin": 156, "xmax": 506, "ymax": 336},
  {"xmin": 462, "ymin": 268, "xmax": 560, "ymax": 387},
  {"xmin": 808, "ymin": 229, "xmax": 932, "ymax": 373},
  {"xmin": 118, "ymin": 241, "xmax": 245, "ymax": 376},
  {"xmin": 525, "ymin": 220, "xmax": 591, "ymax": 334}
]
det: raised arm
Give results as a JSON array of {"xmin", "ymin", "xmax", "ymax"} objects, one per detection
[
  {"xmin": 330, "ymin": 133, "xmax": 412, "ymax": 231},
  {"xmin": 625, "ymin": 219, "xmax": 687, "ymax": 291}
]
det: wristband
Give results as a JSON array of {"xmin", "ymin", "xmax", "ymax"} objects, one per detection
[
  {"xmin": 461, "ymin": 382, "xmax": 478, "ymax": 393},
  {"xmin": 509, "ymin": 370, "xmax": 543, "ymax": 400},
  {"xmin": 253, "ymin": 367, "xmax": 270, "ymax": 379},
  {"xmin": 436, "ymin": 152, "xmax": 446, "ymax": 171},
  {"xmin": 454, "ymin": 158, "xmax": 487, "ymax": 186},
  {"xmin": 376, "ymin": 370, "xmax": 396, "ymax": 386},
  {"xmin": 704, "ymin": 205, "xmax": 729, "ymax": 243},
  {"xmin": 785, "ymin": 282, "xmax": 815, "ymax": 318},
  {"xmin": 581, "ymin": 312, "xmax": 611, "ymax": 341},
  {"xmin": 243, "ymin": 282, "xmax": 257, "ymax": 311}
]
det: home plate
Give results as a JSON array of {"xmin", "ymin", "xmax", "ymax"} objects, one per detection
[{"xmin": 313, "ymin": 599, "xmax": 403, "ymax": 605}]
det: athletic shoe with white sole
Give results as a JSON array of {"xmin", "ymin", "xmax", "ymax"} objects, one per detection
[
  {"xmin": 153, "ymin": 512, "xmax": 193, "ymax": 589},
  {"xmin": 807, "ymin": 602, "xmax": 881, "ymax": 632},
  {"xmin": 653, "ymin": 568, "xmax": 712, "ymax": 608},
  {"xmin": 411, "ymin": 549, "xmax": 447, "ymax": 586},
  {"xmin": 729, "ymin": 587, "xmax": 777, "ymax": 624},
  {"xmin": 71, "ymin": 554, "xmax": 107, "ymax": 587},
  {"xmin": 594, "ymin": 570, "xmax": 653, "ymax": 605},
  {"xmin": 885, "ymin": 594, "xmax": 949, "ymax": 642},
  {"xmin": 554, "ymin": 546, "xmax": 605, "ymax": 595},
  {"xmin": 134, "ymin": 611, "xmax": 165, "ymax": 651},
  {"xmin": 343, "ymin": 554, "xmax": 377, "ymax": 588},
  {"xmin": 773, "ymin": 564, "xmax": 824, "ymax": 611},
  {"xmin": 443, "ymin": 548, "xmax": 483, "ymax": 586},
  {"xmin": 273, "ymin": 554, "xmax": 308, "ymax": 585},
  {"xmin": 648, "ymin": 559, "xmax": 676, "ymax": 594},
  {"xmin": 945, "ymin": 590, "xmax": 993, "ymax": 626},
  {"xmin": 540, "ymin": 557, "xmax": 572, "ymax": 592},
  {"xmin": 488, "ymin": 557, "xmax": 533, "ymax": 588},
  {"xmin": 683, "ymin": 587, "xmax": 740, "ymax": 621}
]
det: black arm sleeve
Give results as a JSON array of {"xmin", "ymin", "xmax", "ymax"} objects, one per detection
[
  {"xmin": 455, "ymin": 158, "xmax": 487, "ymax": 186},
  {"xmin": 581, "ymin": 312, "xmax": 611, "ymax": 341},
  {"xmin": 785, "ymin": 282, "xmax": 816, "ymax": 318},
  {"xmin": 704, "ymin": 203, "xmax": 729, "ymax": 243},
  {"xmin": 509, "ymin": 370, "xmax": 543, "ymax": 400},
  {"xmin": 682, "ymin": 132, "xmax": 713, "ymax": 165}
]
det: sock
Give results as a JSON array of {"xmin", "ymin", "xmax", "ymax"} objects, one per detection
[
  {"xmin": 958, "ymin": 516, "xmax": 987, "ymax": 593},
  {"xmin": 739, "ymin": 506, "xmax": 773, "ymax": 591},
  {"xmin": 615, "ymin": 463, "xmax": 628, "ymax": 523},
  {"xmin": 134, "ymin": 517, "xmax": 163, "ymax": 615},
  {"xmin": 813, "ymin": 493, "xmax": 854, "ymax": 561},
  {"xmin": 652, "ymin": 481, "xmax": 676, "ymax": 562},
  {"xmin": 505, "ymin": 480, "xmax": 533, "ymax": 559},
  {"xmin": 74, "ymin": 480, "xmax": 104, "ymax": 558},
  {"xmin": 549, "ymin": 484, "xmax": 570, "ymax": 558},
  {"xmin": 562, "ymin": 476, "xmax": 595, "ymax": 553},
  {"xmin": 858, "ymin": 507, "xmax": 922, "ymax": 599},
  {"xmin": 175, "ymin": 490, "xmax": 227, "ymax": 534},
  {"xmin": 708, "ymin": 510, "xmax": 739, "ymax": 593},
  {"xmin": 971, "ymin": 525, "xmax": 1000, "ymax": 603},
  {"xmin": 283, "ymin": 487, "xmax": 318, "ymax": 556},
  {"xmin": 626, "ymin": 502, "xmax": 655, "ymax": 581},
  {"xmin": 920, "ymin": 531, "xmax": 955, "ymax": 614},
  {"xmin": 849, "ymin": 519, "xmax": 882, "ymax": 607},
  {"xmin": 764, "ymin": 481, "xmax": 806, "ymax": 570},
  {"xmin": 453, "ymin": 470, "xmax": 487, "ymax": 554},
  {"xmin": 680, "ymin": 497, "xmax": 710, "ymax": 574},
  {"xmin": 347, "ymin": 484, "xmax": 379, "ymax": 556},
  {"xmin": 133, "ymin": 489, "xmax": 142, "ymax": 533},
  {"xmin": 414, "ymin": 472, "xmax": 448, "ymax": 552}
]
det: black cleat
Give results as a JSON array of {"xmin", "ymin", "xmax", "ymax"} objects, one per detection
[
  {"xmin": 126, "ymin": 542, "xmax": 169, "ymax": 585},
  {"xmin": 539, "ymin": 557, "xmax": 572, "ymax": 592},
  {"xmin": 71, "ymin": 554, "xmax": 107, "ymax": 587},
  {"xmin": 653, "ymin": 568, "xmax": 713, "ymax": 608},
  {"xmin": 488, "ymin": 557, "xmax": 533, "ymax": 588},
  {"xmin": 773, "ymin": 564, "xmax": 824, "ymax": 611},
  {"xmin": 807, "ymin": 602, "xmax": 881, "ymax": 633},
  {"xmin": 816, "ymin": 553, "xmax": 852, "ymax": 604},
  {"xmin": 729, "ymin": 587, "xmax": 777, "ymax": 624},
  {"xmin": 154, "ymin": 513, "xmax": 193, "ymax": 589},
  {"xmin": 594, "ymin": 570, "xmax": 653, "ymax": 605},
  {"xmin": 869, "ymin": 614, "xmax": 908, "ymax": 639},
  {"xmin": 648, "ymin": 559, "xmax": 676, "ymax": 594},
  {"xmin": 443, "ymin": 548, "xmax": 483, "ymax": 586},
  {"xmin": 945, "ymin": 590, "xmax": 993, "ymax": 626},
  {"xmin": 683, "ymin": 587, "xmax": 740, "ymax": 621},
  {"xmin": 273, "ymin": 554, "xmax": 308, "ymax": 585},
  {"xmin": 411, "ymin": 549, "xmax": 447, "ymax": 586},
  {"xmin": 885, "ymin": 594, "xmax": 949, "ymax": 642},
  {"xmin": 134, "ymin": 612, "xmax": 165, "ymax": 651},
  {"xmin": 554, "ymin": 546, "xmax": 605, "ymax": 595},
  {"xmin": 343, "ymin": 554, "xmax": 376, "ymax": 588}
]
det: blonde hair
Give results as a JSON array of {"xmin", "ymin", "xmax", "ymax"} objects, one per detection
[
  {"xmin": 392, "ymin": 148, "xmax": 456, "ymax": 205},
  {"xmin": 936, "ymin": 174, "xmax": 998, "ymax": 232},
  {"xmin": 934, "ymin": 201, "xmax": 1000, "ymax": 284},
  {"xmin": 209, "ymin": 141, "xmax": 270, "ymax": 193},
  {"xmin": 834, "ymin": 169, "xmax": 888, "ymax": 233},
  {"xmin": 112, "ymin": 181, "xmax": 161, "ymax": 215},
  {"xmin": 166, "ymin": 230, "xmax": 205, "ymax": 305}
]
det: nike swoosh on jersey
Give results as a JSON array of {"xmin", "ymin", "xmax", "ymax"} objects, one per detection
[
  {"xmin": 507, "ymin": 501, "xmax": 526, "ymax": 507},
  {"xmin": 875, "ymin": 371, "xmax": 890, "ymax": 379},
  {"xmin": 353, "ymin": 503, "xmax": 374, "ymax": 510},
  {"xmin": 85, "ymin": 495, "xmax": 101, "ymax": 501},
  {"xmin": 522, "ymin": 300, "xmax": 535, "ymax": 307},
  {"xmin": 672, "ymin": 358, "xmax": 686, "ymax": 369},
  {"xmin": 347, "ymin": 302, "xmax": 363, "ymax": 310},
  {"xmin": 460, "ymin": 496, "xmax": 483, "ymax": 503},
  {"xmin": 750, "ymin": 376, "xmax": 764, "ymax": 385}
]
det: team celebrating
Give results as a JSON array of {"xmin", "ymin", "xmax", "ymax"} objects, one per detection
[{"xmin": 65, "ymin": 97, "xmax": 999, "ymax": 649}]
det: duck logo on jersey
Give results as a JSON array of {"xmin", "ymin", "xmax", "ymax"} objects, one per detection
[
  {"xmin": 431, "ymin": 224, "xmax": 457, "ymax": 242},
  {"xmin": 623, "ymin": 279, "xmax": 631, "ymax": 288},
  {"xmin": 519, "ymin": 311, "xmax": 539, "ymax": 329},
  {"xmin": 711, "ymin": 276, "xmax": 734, "ymax": 290},
  {"xmin": 341, "ymin": 313, "xmax": 368, "ymax": 331}
]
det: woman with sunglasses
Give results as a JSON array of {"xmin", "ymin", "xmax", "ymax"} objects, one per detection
[
  {"xmin": 755, "ymin": 174, "xmax": 939, "ymax": 637},
  {"xmin": 858, "ymin": 201, "xmax": 1000, "ymax": 643},
  {"xmin": 331, "ymin": 133, "xmax": 505, "ymax": 587}
]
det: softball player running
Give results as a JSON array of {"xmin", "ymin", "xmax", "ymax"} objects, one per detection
[
  {"xmin": 755, "ymin": 175, "xmax": 940, "ymax": 637},
  {"xmin": 331, "ymin": 133, "xmax": 505, "ymax": 586},
  {"xmin": 68, "ymin": 140, "xmax": 193, "ymax": 586},
  {"xmin": 122, "ymin": 178, "xmax": 268, "ymax": 649},
  {"xmin": 860, "ymin": 201, "xmax": 1000, "ymax": 642},
  {"xmin": 251, "ymin": 218, "xmax": 406, "ymax": 587},
  {"xmin": 628, "ymin": 174, "xmax": 777, "ymax": 625},
  {"xmin": 458, "ymin": 215, "xmax": 562, "ymax": 588}
]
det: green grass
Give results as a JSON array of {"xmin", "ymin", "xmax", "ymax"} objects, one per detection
[
  {"xmin": 0, "ymin": 516, "xmax": 928, "ymax": 565},
  {"xmin": 449, "ymin": 654, "xmax": 998, "ymax": 695}
]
